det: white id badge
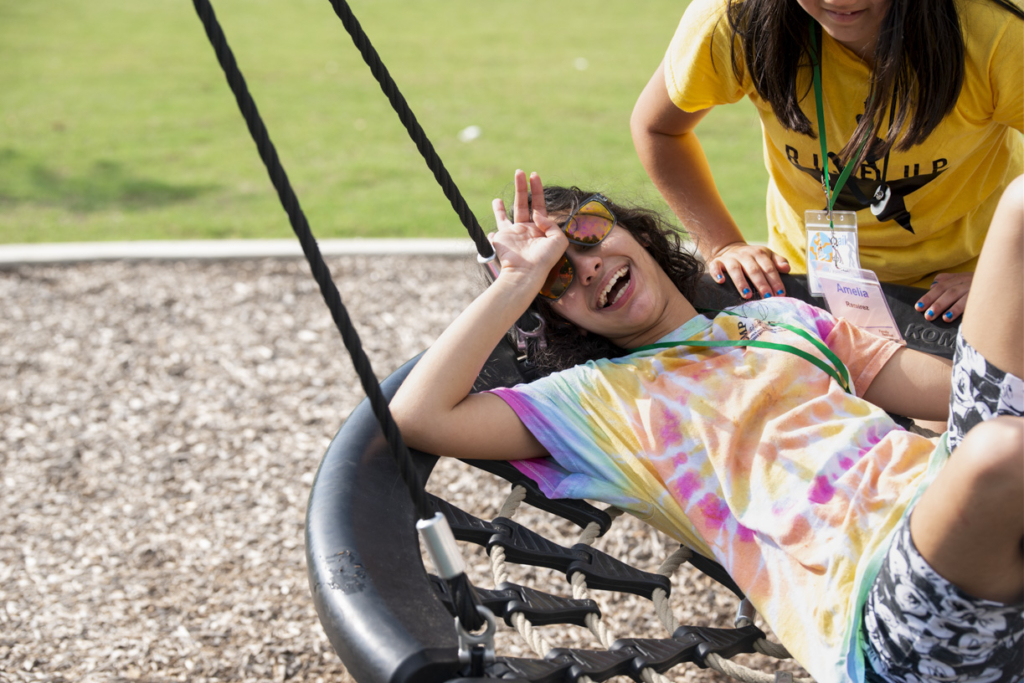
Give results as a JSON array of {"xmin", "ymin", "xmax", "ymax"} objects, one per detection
[
  {"xmin": 817, "ymin": 266, "xmax": 904, "ymax": 342},
  {"xmin": 805, "ymin": 210, "xmax": 859, "ymax": 296}
]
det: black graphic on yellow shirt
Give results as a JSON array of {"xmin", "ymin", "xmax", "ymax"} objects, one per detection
[{"xmin": 784, "ymin": 141, "xmax": 947, "ymax": 234}]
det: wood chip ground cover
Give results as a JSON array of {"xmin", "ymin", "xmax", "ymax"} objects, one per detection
[{"xmin": 0, "ymin": 257, "xmax": 806, "ymax": 682}]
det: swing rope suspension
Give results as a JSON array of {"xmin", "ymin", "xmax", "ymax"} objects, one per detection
[
  {"xmin": 190, "ymin": 0, "xmax": 487, "ymax": 633},
  {"xmin": 322, "ymin": 0, "xmax": 494, "ymax": 260},
  {"xmin": 190, "ymin": 0, "xmax": 425, "ymax": 518},
  {"xmin": 192, "ymin": 0, "xmax": 807, "ymax": 678}
]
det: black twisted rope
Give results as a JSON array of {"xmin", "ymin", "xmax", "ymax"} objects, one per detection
[
  {"xmin": 325, "ymin": 0, "xmax": 494, "ymax": 260},
  {"xmin": 191, "ymin": 0, "xmax": 432, "ymax": 524}
]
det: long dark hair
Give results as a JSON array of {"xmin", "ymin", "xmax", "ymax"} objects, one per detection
[
  {"xmin": 726, "ymin": 0, "xmax": 1024, "ymax": 166},
  {"xmin": 521, "ymin": 186, "xmax": 706, "ymax": 374}
]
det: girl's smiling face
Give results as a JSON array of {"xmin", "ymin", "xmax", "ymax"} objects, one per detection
[{"xmin": 550, "ymin": 225, "xmax": 696, "ymax": 349}]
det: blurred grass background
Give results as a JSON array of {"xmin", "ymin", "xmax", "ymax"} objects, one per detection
[{"xmin": 0, "ymin": 0, "xmax": 768, "ymax": 244}]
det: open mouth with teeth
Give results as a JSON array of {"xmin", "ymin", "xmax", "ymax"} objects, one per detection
[
  {"xmin": 825, "ymin": 8, "xmax": 865, "ymax": 19},
  {"xmin": 598, "ymin": 266, "xmax": 631, "ymax": 308}
]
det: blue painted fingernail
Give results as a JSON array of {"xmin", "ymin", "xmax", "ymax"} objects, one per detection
[
  {"xmin": 926, "ymin": 309, "xmax": 934, "ymax": 317},
  {"xmin": 764, "ymin": 292, "xmax": 772, "ymax": 298},
  {"xmin": 915, "ymin": 302, "xmax": 925, "ymax": 310},
  {"xmin": 944, "ymin": 311, "xmax": 953, "ymax": 319},
  {"xmin": 743, "ymin": 288, "xmax": 750, "ymax": 296},
  {"xmin": 715, "ymin": 273, "xmax": 723, "ymax": 281},
  {"xmin": 777, "ymin": 290, "xmax": 785, "ymax": 296}
]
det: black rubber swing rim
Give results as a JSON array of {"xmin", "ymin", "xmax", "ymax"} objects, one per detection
[{"xmin": 306, "ymin": 357, "xmax": 458, "ymax": 683}]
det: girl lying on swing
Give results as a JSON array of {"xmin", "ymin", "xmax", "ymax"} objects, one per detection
[{"xmin": 390, "ymin": 170, "xmax": 1023, "ymax": 683}]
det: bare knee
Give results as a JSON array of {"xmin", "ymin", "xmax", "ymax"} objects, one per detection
[
  {"xmin": 912, "ymin": 416, "xmax": 1024, "ymax": 602},
  {"xmin": 956, "ymin": 416, "xmax": 1024, "ymax": 497}
]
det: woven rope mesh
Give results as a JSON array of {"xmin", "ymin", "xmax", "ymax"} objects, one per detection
[{"xmin": 423, "ymin": 457, "xmax": 812, "ymax": 682}]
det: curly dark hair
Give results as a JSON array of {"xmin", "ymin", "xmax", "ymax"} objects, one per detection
[{"xmin": 518, "ymin": 185, "xmax": 708, "ymax": 374}]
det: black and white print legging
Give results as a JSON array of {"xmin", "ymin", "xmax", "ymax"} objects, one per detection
[{"xmin": 862, "ymin": 332, "xmax": 1024, "ymax": 683}]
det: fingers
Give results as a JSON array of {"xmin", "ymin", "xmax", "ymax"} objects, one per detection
[
  {"xmin": 534, "ymin": 211, "xmax": 562, "ymax": 239},
  {"xmin": 751, "ymin": 249, "xmax": 786, "ymax": 298},
  {"xmin": 529, "ymin": 172, "xmax": 547, "ymax": 221},
  {"xmin": 772, "ymin": 251, "xmax": 792, "ymax": 275},
  {"xmin": 706, "ymin": 244, "xmax": 742, "ymax": 292},
  {"xmin": 709, "ymin": 243, "xmax": 787, "ymax": 299},
  {"xmin": 492, "ymin": 198, "xmax": 509, "ymax": 226},
  {"xmin": 916, "ymin": 288, "xmax": 968, "ymax": 322},
  {"xmin": 716, "ymin": 259, "xmax": 755, "ymax": 299},
  {"xmin": 490, "ymin": 170, "xmax": 564, "ymax": 261},
  {"xmin": 708, "ymin": 256, "xmax": 754, "ymax": 299},
  {"xmin": 506, "ymin": 169, "xmax": 549, "ymax": 226},
  {"xmin": 914, "ymin": 272, "xmax": 973, "ymax": 322},
  {"xmin": 512, "ymin": 169, "xmax": 529, "ymax": 224},
  {"xmin": 935, "ymin": 294, "xmax": 968, "ymax": 322},
  {"xmin": 918, "ymin": 294, "xmax": 966, "ymax": 322}
]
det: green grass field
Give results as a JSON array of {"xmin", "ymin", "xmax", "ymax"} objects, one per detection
[{"xmin": 0, "ymin": 0, "xmax": 769, "ymax": 244}]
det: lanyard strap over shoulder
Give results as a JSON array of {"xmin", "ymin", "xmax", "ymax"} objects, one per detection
[
  {"xmin": 634, "ymin": 310, "xmax": 853, "ymax": 394},
  {"xmin": 808, "ymin": 19, "xmax": 869, "ymax": 223}
]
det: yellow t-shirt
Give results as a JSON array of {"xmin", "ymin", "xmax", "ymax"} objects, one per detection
[{"xmin": 664, "ymin": 0, "xmax": 1024, "ymax": 286}]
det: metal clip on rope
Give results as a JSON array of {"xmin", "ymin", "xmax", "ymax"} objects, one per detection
[
  {"xmin": 734, "ymin": 597, "xmax": 756, "ymax": 628},
  {"xmin": 514, "ymin": 312, "xmax": 547, "ymax": 360},
  {"xmin": 418, "ymin": 512, "xmax": 466, "ymax": 580},
  {"xmin": 456, "ymin": 606, "xmax": 497, "ymax": 671},
  {"xmin": 417, "ymin": 512, "xmax": 497, "ymax": 670},
  {"xmin": 478, "ymin": 252, "xmax": 500, "ymax": 283}
]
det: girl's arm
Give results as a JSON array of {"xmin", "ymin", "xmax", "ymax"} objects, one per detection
[
  {"xmin": 860, "ymin": 347, "xmax": 952, "ymax": 422},
  {"xmin": 389, "ymin": 171, "xmax": 563, "ymax": 461},
  {"xmin": 631, "ymin": 60, "xmax": 791, "ymax": 301}
]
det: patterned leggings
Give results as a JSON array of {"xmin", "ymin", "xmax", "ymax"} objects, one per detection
[{"xmin": 862, "ymin": 333, "xmax": 1024, "ymax": 683}]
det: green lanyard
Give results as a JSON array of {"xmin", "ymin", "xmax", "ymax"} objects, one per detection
[
  {"xmin": 808, "ymin": 18, "xmax": 869, "ymax": 228},
  {"xmin": 633, "ymin": 309, "xmax": 852, "ymax": 394}
]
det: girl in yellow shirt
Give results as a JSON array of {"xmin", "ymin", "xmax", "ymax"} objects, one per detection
[{"xmin": 632, "ymin": 0, "xmax": 1023, "ymax": 322}]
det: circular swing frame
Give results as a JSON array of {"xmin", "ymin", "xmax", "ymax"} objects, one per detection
[{"xmin": 306, "ymin": 355, "xmax": 458, "ymax": 683}]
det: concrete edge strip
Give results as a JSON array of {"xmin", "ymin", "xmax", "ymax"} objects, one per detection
[
  {"xmin": 0, "ymin": 237, "xmax": 741, "ymax": 266},
  {"xmin": 0, "ymin": 239, "xmax": 480, "ymax": 265}
]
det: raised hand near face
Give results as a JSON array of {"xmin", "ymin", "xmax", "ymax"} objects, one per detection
[{"xmin": 490, "ymin": 170, "xmax": 567, "ymax": 294}]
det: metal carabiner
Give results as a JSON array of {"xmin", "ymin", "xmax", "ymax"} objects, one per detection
[{"xmin": 456, "ymin": 605, "xmax": 497, "ymax": 674}]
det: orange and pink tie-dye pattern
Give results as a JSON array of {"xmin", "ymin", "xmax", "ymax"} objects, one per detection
[{"xmin": 491, "ymin": 299, "xmax": 945, "ymax": 683}]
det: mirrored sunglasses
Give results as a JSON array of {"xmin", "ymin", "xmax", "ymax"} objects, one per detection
[{"xmin": 538, "ymin": 195, "xmax": 616, "ymax": 300}]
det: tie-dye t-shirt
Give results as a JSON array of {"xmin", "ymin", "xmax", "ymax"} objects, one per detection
[{"xmin": 488, "ymin": 298, "xmax": 948, "ymax": 683}]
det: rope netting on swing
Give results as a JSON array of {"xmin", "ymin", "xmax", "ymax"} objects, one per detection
[
  {"xmin": 190, "ymin": 1, "xmax": 960, "ymax": 681},
  {"xmin": 422, "ymin": 459, "xmax": 807, "ymax": 683}
]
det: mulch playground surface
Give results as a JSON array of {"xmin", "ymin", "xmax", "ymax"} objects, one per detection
[{"xmin": 1, "ymin": 256, "xmax": 804, "ymax": 682}]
